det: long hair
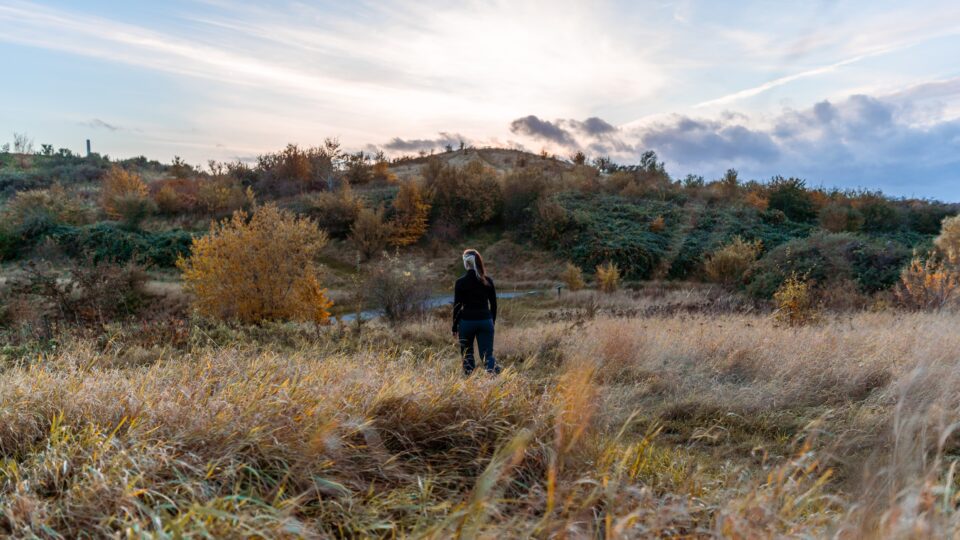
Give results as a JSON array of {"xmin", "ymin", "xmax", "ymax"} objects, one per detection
[{"xmin": 463, "ymin": 248, "xmax": 489, "ymax": 285}]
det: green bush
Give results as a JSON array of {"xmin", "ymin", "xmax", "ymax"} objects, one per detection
[
  {"xmin": 38, "ymin": 224, "xmax": 194, "ymax": 267},
  {"xmin": 767, "ymin": 177, "xmax": 816, "ymax": 222},
  {"xmin": 542, "ymin": 193, "xmax": 672, "ymax": 279},
  {"xmin": 746, "ymin": 232, "xmax": 911, "ymax": 298}
]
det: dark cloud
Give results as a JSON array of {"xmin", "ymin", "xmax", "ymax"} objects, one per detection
[
  {"xmin": 383, "ymin": 132, "xmax": 469, "ymax": 152},
  {"xmin": 85, "ymin": 118, "xmax": 120, "ymax": 131},
  {"xmin": 637, "ymin": 116, "xmax": 780, "ymax": 164},
  {"xmin": 565, "ymin": 117, "xmax": 617, "ymax": 135},
  {"xmin": 509, "ymin": 115, "xmax": 577, "ymax": 147}
]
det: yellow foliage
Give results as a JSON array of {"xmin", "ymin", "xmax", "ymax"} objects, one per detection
[
  {"xmin": 372, "ymin": 159, "xmax": 397, "ymax": 183},
  {"xmin": 177, "ymin": 204, "xmax": 332, "ymax": 324},
  {"xmin": 391, "ymin": 181, "xmax": 430, "ymax": 246},
  {"xmin": 773, "ymin": 274, "xmax": 819, "ymax": 326},
  {"xmin": 896, "ymin": 255, "xmax": 960, "ymax": 310},
  {"xmin": 935, "ymin": 215, "xmax": 960, "ymax": 265},
  {"xmin": 649, "ymin": 215, "xmax": 665, "ymax": 232},
  {"xmin": 704, "ymin": 236, "xmax": 762, "ymax": 287},
  {"xmin": 561, "ymin": 263, "xmax": 585, "ymax": 291},
  {"xmin": 744, "ymin": 191, "xmax": 769, "ymax": 211},
  {"xmin": 100, "ymin": 166, "xmax": 149, "ymax": 220},
  {"xmin": 596, "ymin": 261, "xmax": 620, "ymax": 293}
]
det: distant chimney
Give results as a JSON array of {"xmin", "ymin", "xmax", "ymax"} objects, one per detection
[{"xmin": 86, "ymin": 139, "xmax": 91, "ymax": 157}]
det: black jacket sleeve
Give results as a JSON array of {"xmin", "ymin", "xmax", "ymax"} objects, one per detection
[
  {"xmin": 452, "ymin": 280, "xmax": 463, "ymax": 333},
  {"xmin": 488, "ymin": 278, "xmax": 497, "ymax": 325}
]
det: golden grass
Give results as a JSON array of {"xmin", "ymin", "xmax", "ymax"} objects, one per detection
[{"xmin": 3, "ymin": 308, "xmax": 960, "ymax": 537}]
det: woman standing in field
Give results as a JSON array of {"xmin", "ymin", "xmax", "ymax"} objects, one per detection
[{"xmin": 452, "ymin": 249, "xmax": 500, "ymax": 375}]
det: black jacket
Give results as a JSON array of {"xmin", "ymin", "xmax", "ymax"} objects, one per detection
[{"xmin": 452, "ymin": 270, "xmax": 497, "ymax": 332}]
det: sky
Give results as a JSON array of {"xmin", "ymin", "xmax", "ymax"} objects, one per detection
[{"xmin": 1, "ymin": 0, "xmax": 959, "ymax": 200}]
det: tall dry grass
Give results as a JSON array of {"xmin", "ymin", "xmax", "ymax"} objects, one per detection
[{"xmin": 2, "ymin": 309, "xmax": 960, "ymax": 537}]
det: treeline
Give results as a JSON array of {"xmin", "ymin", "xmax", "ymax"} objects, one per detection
[{"xmin": 1, "ymin": 140, "xmax": 957, "ymax": 304}]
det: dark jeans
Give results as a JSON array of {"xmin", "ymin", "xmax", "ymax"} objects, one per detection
[{"xmin": 458, "ymin": 318, "xmax": 499, "ymax": 375}]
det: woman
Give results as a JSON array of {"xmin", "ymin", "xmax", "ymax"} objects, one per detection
[{"xmin": 452, "ymin": 249, "xmax": 500, "ymax": 375}]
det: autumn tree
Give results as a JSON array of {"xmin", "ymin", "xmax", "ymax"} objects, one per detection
[
  {"xmin": 351, "ymin": 207, "xmax": 394, "ymax": 260},
  {"xmin": 177, "ymin": 204, "xmax": 333, "ymax": 324},
  {"xmin": 391, "ymin": 181, "xmax": 430, "ymax": 246}
]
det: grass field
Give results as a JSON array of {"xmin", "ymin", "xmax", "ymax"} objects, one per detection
[{"xmin": 2, "ymin": 289, "xmax": 958, "ymax": 538}]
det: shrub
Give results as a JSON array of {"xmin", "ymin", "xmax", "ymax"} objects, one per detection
[
  {"xmin": 195, "ymin": 176, "xmax": 254, "ymax": 217},
  {"xmin": 561, "ymin": 263, "xmax": 585, "ymax": 291},
  {"xmin": 51, "ymin": 224, "xmax": 193, "ymax": 268},
  {"xmin": 934, "ymin": 215, "xmax": 960, "ymax": 265},
  {"xmin": 151, "ymin": 178, "xmax": 200, "ymax": 214},
  {"xmin": 767, "ymin": 177, "xmax": 816, "ymax": 222},
  {"xmin": 747, "ymin": 232, "xmax": 911, "ymax": 298},
  {"xmin": 177, "ymin": 205, "xmax": 333, "ymax": 325},
  {"xmin": 649, "ymin": 215, "xmax": 666, "ymax": 232},
  {"xmin": 371, "ymin": 157, "xmax": 397, "ymax": 183},
  {"xmin": 857, "ymin": 196, "xmax": 902, "ymax": 232},
  {"xmin": 895, "ymin": 255, "xmax": 959, "ymax": 310},
  {"xmin": 295, "ymin": 185, "xmax": 362, "ymax": 239},
  {"xmin": 100, "ymin": 167, "xmax": 150, "ymax": 220},
  {"xmin": 2, "ymin": 185, "xmax": 93, "ymax": 228},
  {"xmin": 818, "ymin": 203, "xmax": 863, "ymax": 233},
  {"xmin": 110, "ymin": 193, "xmax": 157, "ymax": 230},
  {"xmin": 532, "ymin": 198, "xmax": 572, "ymax": 246},
  {"xmin": 704, "ymin": 236, "xmax": 762, "ymax": 287},
  {"xmin": 391, "ymin": 181, "xmax": 430, "ymax": 246},
  {"xmin": 365, "ymin": 253, "xmax": 434, "ymax": 322},
  {"xmin": 502, "ymin": 167, "xmax": 549, "ymax": 228},
  {"xmin": 253, "ymin": 142, "xmax": 340, "ymax": 196},
  {"xmin": 773, "ymin": 274, "xmax": 819, "ymax": 326},
  {"xmin": 351, "ymin": 207, "xmax": 394, "ymax": 261},
  {"xmin": 596, "ymin": 261, "xmax": 620, "ymax": 293},
  {"xmin": 7, "ymin": 258, "xmax": 148, "ymax": 326},
  {"xmin": 424, "ymin": 159, "xmax": 502, "ymax": 227},
  {"xmin": 744, "ymin": 191, "xmax": 769, "ymax": 211}
]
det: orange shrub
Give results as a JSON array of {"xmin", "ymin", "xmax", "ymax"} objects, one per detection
[
  {"xmin": 391, "ymin": 181, "xmax": 430, "ymax": 246},
  {"xmin": 596, "ymin": 261, "xmax": 620, "ymax": 293},
  {"xmin": 896, "ymin": 255, "xmax": 959, "ymax": 310},
  {"xmin": 101, "ymin": 166, "xmax": 150, "ymax": 221},
  {"xmin": 562, "ymin": 263, "xmax": 585, "ymax": 291},
  {"xmin": 649, "ymin": 215, "xmax": 665, "ymax": 232},
  {"xmin": 773, "ymin": 274, "xmax": 819, "ymax": 326},
  {"xmin": 744, "ymin": 191, "xmax": 769, "ymax": 211},
  {"xmin": 177, "ymin": 204, "xmax": 332, "ymax": 324}
]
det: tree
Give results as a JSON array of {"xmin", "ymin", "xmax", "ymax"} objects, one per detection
[
  {"xmin": 170, "ymin": 156, "xmax": 194, "ymax": 179},
  {"xmin": 12, "ymin": 132, "xmax": 33, "ymax": 154},
  {"xmin": 351, "ymin": 207, "xmax": 394, "ymax": 260},
  {"xmin": 391, "ymin": 181, "xmax": 430, "ymax": 246},
  {"xmin": 177, "ymin": 204, "xmax": 333, "ymax": 324},
  {"xmin": 40, "ymin": 144, "xmax": 54, "ymax": 156},
  {"xmin": 767, "ymin": 177, "xmax": 816, "ymax": 222},
  {"xmin": 571, "ymin": 151, "xmax": 586, "ymax": 165}
]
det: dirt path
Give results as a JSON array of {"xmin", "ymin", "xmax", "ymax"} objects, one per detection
[{"xmin": 652, "ymin": 203, "xmax": 701, "ymax": 280}]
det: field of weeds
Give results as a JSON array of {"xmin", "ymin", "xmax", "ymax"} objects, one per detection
[{"xmin": 2, "ymin": 298, "xmax": 960, "ymax": 537}]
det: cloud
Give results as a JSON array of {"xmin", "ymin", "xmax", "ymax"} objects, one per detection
[
  {"xmin": 509, "ymin": 115, "xmax": 577, "ymax": 147},
  {"xmin": 637, "ymin": 116, "xmax": 780, "ymax": 164},
  {"xmin": 84, "ymin": 118, "xmax": 120, "ymax": 131},
  {"xmin": 630, "ymin": 94, "xmax": 960, "ymax": 199},
  {"xmin": 565, "ymin": 117, "xmax": 617, "ymax": 136},
  {"xmin": 382, "ymin": 132, "xmax": 469, "ymax": 152}
]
